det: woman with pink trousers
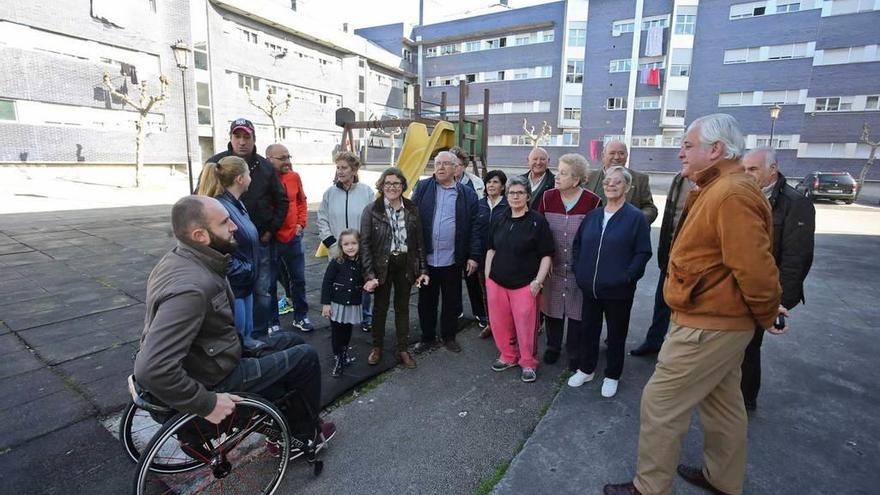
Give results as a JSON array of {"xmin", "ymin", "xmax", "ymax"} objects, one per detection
[{"xmin": 484, "ymin": 175, "xmax": 555, "ymax": 383}]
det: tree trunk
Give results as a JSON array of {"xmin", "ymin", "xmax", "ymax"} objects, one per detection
[
  {"xmin": 855, "ymin": 156, "xmax": 874, "ymax": 201},
  {"xmin": 135, "ymin": 117, "xmax": 146, "ymax": 188},
  {"xmin": 271, "ymin": 114, "xmax": 280, "ymax": 143}
]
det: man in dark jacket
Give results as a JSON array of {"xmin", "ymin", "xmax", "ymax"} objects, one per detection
[
  {"xmin": 630, "ymin": 173, "xmax": 693, "ymax": 356},
  {"xmin": 411, "ymin": 151, "xmax": 483, "ymax": 353},
  {"xmin": 742, "ymin": 147, "xmax": 815, "ymax": 410},
  {"xmin": 208, "ymin": 118, "xmax": 288, "ymax": 337},
  {"xmin": 520, "ymin": 147, "xmax": 555, "ymax": 210},
  {"xmin": 134, "ymin": 196, "xmax": 333, "ymax": 450}
]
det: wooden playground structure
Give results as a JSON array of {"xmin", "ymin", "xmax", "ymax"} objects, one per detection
[{"xmin": 336, "ymin": 81, "xmax": 490, "ymax": 178}]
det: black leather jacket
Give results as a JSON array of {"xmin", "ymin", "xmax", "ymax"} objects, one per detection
[{"xmin": 360, "ymin": 197, "xmax": 427, "ymax": 285}]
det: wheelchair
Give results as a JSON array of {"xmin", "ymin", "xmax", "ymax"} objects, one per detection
[{"xmin": 121, "ymin": 375, "xmax": 325, "ymax": 495}]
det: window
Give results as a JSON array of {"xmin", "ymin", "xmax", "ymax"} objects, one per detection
[
  {"xmin": 542, "ymin": 30, "xmax": 555, "ymax": 42},
  {"xmin": 609, "ymin": 59, "xmax": 632, "ymax": 73},
  {"xmin": 515, "ymin": 35, "xmax": 530, "ymax": 46},
  {"xmin": 403, "ymin": 49, "xmax": 413, "ymax": 63},
  {"xmin": 465, "ymin": 74, "xmax": 476, "ymax": 83},
  {"xmin": 635, "ymin": 97, "xmax": 661, "ymax": 110},
  {"xmin": 638, "ymin": 61, "xmax": 665, "ymax": 71},
  {"xmin": 815, "ymin": 97, "xmax": 849, "ymax": 111},
  {"xmin": 465, "ymin": 41, "xmax": 481, "ymax": 52},
  {"xmin": 718, "ymin": 92, "xmax": 748, "ymax": 106},
  {"xmin": 426, "ymin": 79, "xmax": 436, "ymax": 87},
  {"xmin": 290, "ymin": 0, "xmax": 297, "ymax": 10},
  {"xmin": 607, "ymin": 97, "xmax": 627, "ymax": 110},
  {"xmin": 239, "ymin": 28, "xmax": 258, "ymax": 44},
  {"xmin": 669, "ymin": 64, "xmax": 690, "ymax": 76},
  {"xmin": 730, "ymin": 2, "xmax": 768, "ymax": 19},
  {"xmin": 512, "ymin": 69, "xmax": 529, "ymax": 80},
  {"xmin": 643, "ymin": 18, "xmax": 669, "ymax": 29},
  {"xmin": 539, "ymin": 65, "xmax": 553, "ymax": 77},
  {"xmin": 440, "ymin": 43, "xmax": 459, "ymax": 55},
  {"xmin": 196, "ymin": 83, "xmax": 211, "ymax": 125},
  {"xmin": 426, "ymin": 47, "xmax": 437, "ymax": 57},
  {"xmin": 194, "ymin": 49, "xmax": 208, "ymax": 70},
  {"xmin": 768, "ymin": 44, "xmax": 794, "ymax": 59},
  {"xmin": 563, "ymin": 107, "xmax": 581, "ymax": 120},
  {"xmin": 238, "ymin": 74, "xmax": 260, "ymax": 91},
  {"xmin": 0, "ymin": 99, "xmax": 16, "ymax": 121},
  {"xmin": 666, "ymin": 109, "xmax": 686, "ymax": 118},
  {"xmin": 828, "ymin": 0, "xmax": 880, "ymax": 16},
  {"xmin": 566, "ymin": 60, "xmax": 584, "ymax": 83},
  {"xmin": 867, "ymin": 96, "xmax": 879, "ymax": 110},
  {"xmin": 755, "ymin": 136, "xmax": 793, "ymax": 149},
  {"xmin": 612, "ymin": 21, "xmax": 635, "ymax": 36},
  {"xmin": 761, "ymin": 89, "xmax": 802, "ymax": 105},
  {"xmin": 147, "ymin": 0, "xmax": 157, "ymax": 13},
  {"xmin": 674, "ymin": 14, "xmax": 696, "ymax": 34},
  {"xmin": 776, "ymin": 2, "xmax": 800, "ymax": 13},
  {"xmin": 265, "ymin": 42, "xmax": 286, "ymax": 56},
  {"xmin": 568, "ymin": 22, "xmax": 586, "ymax": 47},
  {"xmin": 563, "ymin": 130, "xmax": 580, "ymax": 146},
  {"xmin": 631, "ymin": 136, "xmax": 657, "ymax": 147}
]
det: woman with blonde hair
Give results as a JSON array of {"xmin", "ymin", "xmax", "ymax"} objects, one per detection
[{"xmin": 197, "ymin": 156, "xmax": 260, "ymax": 339}]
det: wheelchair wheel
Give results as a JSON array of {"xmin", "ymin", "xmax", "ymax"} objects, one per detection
[
  {"xmin": 120, "ymin": 401, "xmax": 203, "ymax": 473},
  {"xmin": 133, "ymin": 394, "xmax": 291, "ymax": 495}
]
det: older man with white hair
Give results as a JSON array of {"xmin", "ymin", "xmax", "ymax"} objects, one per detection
[
  {"xmin": 741, "ymin": 147, "xmax": 815, "ymax": 411},
  {"xmin": 411, "ymin": 151, "xmax": 483, "ymax": 354},
  {"xmin": 585, "ymin": 140, "xmax": 658, "ymax": 224},
  {"xmin": 520, "ymin": 147, "xmax": 555, "ymax": 210},
  {"xmin": 604, "ymin": 115, "xmax": 783, "ymax": 495}
]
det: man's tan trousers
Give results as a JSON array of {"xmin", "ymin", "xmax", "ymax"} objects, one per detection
[{"xmin": 634, "ymin": 322, "xmax": 755, "ymax": 495}]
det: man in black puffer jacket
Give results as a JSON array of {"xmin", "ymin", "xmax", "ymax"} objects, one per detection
[
  {"xmin": 207, "ymin": 118, "xmax": 288, "ymax": 338},
  {"xmin": 742, "ymin": 147, "xmax": 815, "ymax": 411}
]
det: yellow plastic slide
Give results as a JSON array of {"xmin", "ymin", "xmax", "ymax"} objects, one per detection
[{"xmin": 316, "ymin": 121, "xmax": 456, "ymax": 257}]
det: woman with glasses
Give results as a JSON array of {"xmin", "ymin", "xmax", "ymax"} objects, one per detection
[
  {"xmin": 536, "ymin": 154, "xmax": 601, "ymax": 366},
  {"xmin": 572, "ymin": 166, "xmax": 652, "ymax": 397},
  {"xmin": 361, "ymin": 168, "xmax": 430, "ymax": 369},
  {"xmin": 484, "ymin": 176, "xmax": 555, "ymax": 383}
]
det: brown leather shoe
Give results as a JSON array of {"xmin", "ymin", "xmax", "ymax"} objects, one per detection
[
  {"xmin": 443, "ymin": 340, "xmax": 462, "ymax": 353},
  {"xmin": 676, "ymin": 465, "xmax": 732, "ymax": 495},
  {"xmin": 478, "ymin": 326, "xmax": 492, "ymax": 339},
  {"xmin": 398, "ymin": 351, "xmax": 416, "ymax": 369},
  {"xmin": 367, "ymin": 347, "xmax": 381, "ymax": 365},
  {"xmin": 602, "ymin": 482, "xmax": 641, "ymax": 495}
]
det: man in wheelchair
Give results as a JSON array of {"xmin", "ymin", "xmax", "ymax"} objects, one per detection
[{"xmin": 133, "ymin": 195, "xmax": 335, "ymax": 460}]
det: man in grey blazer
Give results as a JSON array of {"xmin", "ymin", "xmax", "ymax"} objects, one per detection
[{"xmin": 584, "ymin": 141, "xmax": 658, "ymax": 224}]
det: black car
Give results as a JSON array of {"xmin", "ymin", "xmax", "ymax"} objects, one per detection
[{"xmin": 795, "ymin": 172, "xmax": 858, "ymax": 204}]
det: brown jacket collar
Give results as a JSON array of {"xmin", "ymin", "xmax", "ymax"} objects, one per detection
[
  {"xmin": 692, "ymin": 159, "xmax": 742, "ymax": 189},
  {"xmin": 176, "ymin": 240, "xmax": 229, "ymax": 276}
]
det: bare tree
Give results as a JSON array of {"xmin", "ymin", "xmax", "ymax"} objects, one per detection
[
  {"xmin": 103, "ymin": 73, "xmax": 169, "ymax": 187},
  {"xmin": 245, "ymin": 86, "xmax": 292, "ymax": 143},
  {"xmin": 522, "ymin": 118, "xmax": 552, "ymax": 148},
  {"xmin": 857, "ymin": 121, "xmax": 879, "ymax": 201}
]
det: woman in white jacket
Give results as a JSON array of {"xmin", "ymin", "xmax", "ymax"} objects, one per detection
[{"xmin": 317, "ymin": 151, "xmax": 376, "ymax": 330}]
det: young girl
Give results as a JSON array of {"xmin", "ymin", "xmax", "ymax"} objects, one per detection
[{"xmin": 321, "ymin": 229, "xmax": 366, "ymax": 378}]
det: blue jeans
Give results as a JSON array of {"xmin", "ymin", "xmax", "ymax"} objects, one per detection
[
  {"xmin": 233, "ymin": 294, "xmax": 254, "ymax": 340},
  {"xmin": 642, "ymin": 270, "xmax": 671, "ymax": 349},
  {"xmin": 274, "ymin": 234, "xmax": 308, "ymax": 323},
  {"xmin": 252, "ymin": 242, "xmax": 275, "ymax": 339},
  {"xmin": 362, "ymin": 292, "xmax": 373, "ymax": 326},
  {"xmin": 213, "ymin": 331, "xmax": 321, "ymax": 436}
]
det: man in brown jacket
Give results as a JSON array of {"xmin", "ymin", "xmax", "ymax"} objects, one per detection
[
  {"xmin": 584, "ymin": 141, "xmax": 658, "ymax": 224},
  {"xmin": 604, "ymin": 114, "xmax": 783, "ymax": 495},
  {"xmin": 134, "ymin": 196, "xmax": 333, "ymax": 454}
]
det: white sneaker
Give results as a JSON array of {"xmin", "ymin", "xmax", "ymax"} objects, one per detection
[
  {"xmin": 601, "ymin": 378, "xmax": 619, "ymax": 398},
  {"xmin": 567, "ymin": 370, "xmax": 595, "ymax": 388}
]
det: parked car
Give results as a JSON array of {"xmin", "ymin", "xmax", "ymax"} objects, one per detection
[{"xmin": 795, "ymin": 171, "xmax": 858, "ymax": 204}]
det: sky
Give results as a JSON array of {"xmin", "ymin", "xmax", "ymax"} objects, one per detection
[{"xmin": 303, "ymin": 0, "xmax": 557, "ymax": 29}]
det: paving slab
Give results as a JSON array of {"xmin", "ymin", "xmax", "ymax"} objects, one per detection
[
  {"xmin": 0, "ymin": 368, "xmax": 94, "ymax": 449},
  {"xmin": 0, "ymin": 333, "xmax": 44, "ymax": 380},
  {"xmin": 0, "ymin": 418, "xmax": 132, "ymax": 495},
  {"xmin": 19, "ymin": 304, "xmax": 145, "ymax": 365},
  {"xmin": 58, "ymin": 342, "xmax": 141, "ymax": 414}
]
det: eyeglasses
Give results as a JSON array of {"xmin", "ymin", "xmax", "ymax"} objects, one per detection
[
  {"xmin": 507, "ymin": 190, "xmax": 528, "ymax": 197},
  {"xmin": 383, "ymin": 182, "xmax": 403, "ymax": 188},
  {"xmin": 270, "ymin": 155, "xmax": 292, "ymax": 161},
  {"xmin": 435, "ymin": 161, "xmax": 456, "ymax": 167}
]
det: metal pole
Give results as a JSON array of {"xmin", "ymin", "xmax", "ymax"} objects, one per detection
[
  {"xmin": 769, "ymin": 117, "xmax": 776, "ymax": 145},
  {"xmin": 180, "ymin": 68, "xmax": 194, "ymax": 194}
]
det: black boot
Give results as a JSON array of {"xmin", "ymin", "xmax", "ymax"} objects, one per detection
[{"xmin": 331, "ymin": 354, "xmax": 343, "ymax": 378}]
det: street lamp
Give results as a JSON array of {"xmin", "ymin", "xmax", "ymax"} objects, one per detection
[
  {"xmin": 171, "ymin": 40, "xmax": 195, "ymax": 193},
  {"xmin": 768, "ymin": 103, "xmax": 782, "ymax": 146}
]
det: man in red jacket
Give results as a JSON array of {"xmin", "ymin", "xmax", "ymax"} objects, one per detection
[{"xmin": 266, "ymin": 144, "xmax": 313, "ymax": 332}]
